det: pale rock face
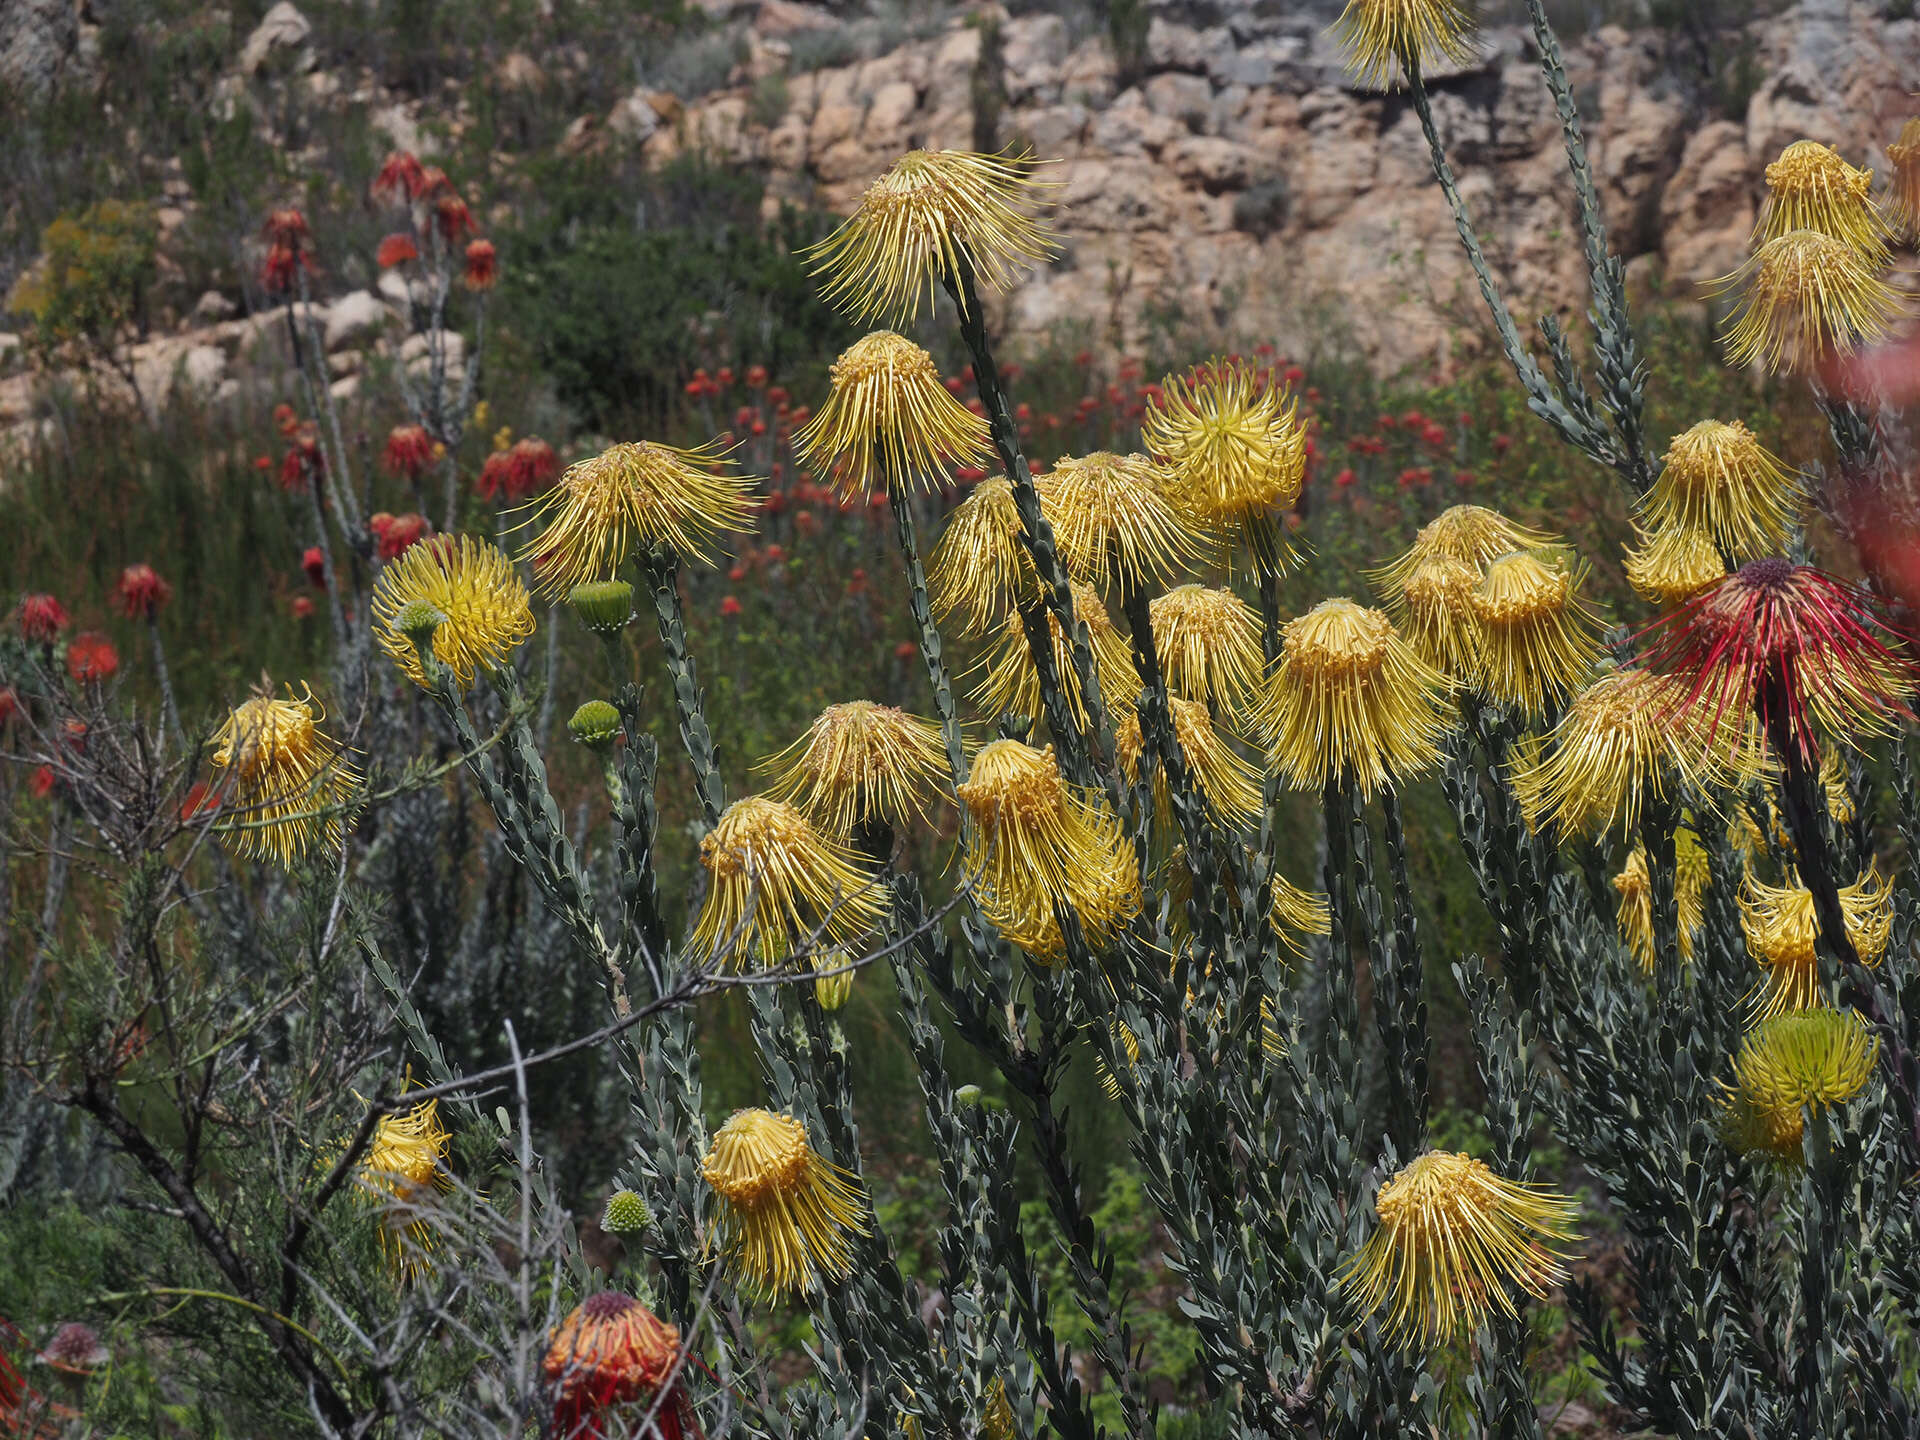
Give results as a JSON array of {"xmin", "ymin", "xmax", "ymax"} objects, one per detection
[{"xmin": 324, "ymin": 291, "xmax": 389, "ymax": 353}]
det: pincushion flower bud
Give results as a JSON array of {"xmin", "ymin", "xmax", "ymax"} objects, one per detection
[
  {"xmin": 1046, "ymin": 451, "xmax": 1200, "ymax": 595},
  {"xmin": 970, "ymin": 581, "xmax": 1141, "ymax": 736},
  {"xmin": 208, "ymin": 688, "xmax": 359, "ymax": 865},
  {"xmin": 1254, "ymin": 598, "xmax": 1449, "ymax": 797},
  {"xmin": 1149, "ymin": 584, "xmax": 1267, "ymax": 711},
  {"xmin": 957, "ymin": 738, "xmax": 1140, "ymax": 959},
  {"xmin": 568, "ymin": 580, "xmax": 633, "ymax": 634},
  {"xmin": 545, "ymin": 1291, "xmax": 696, "ymax": 1439},
  {"xmin": 808, "ymin": 148, "xmax": 1056, "ymax": 323},
  {"xmin": 814, "ymin": 954, "xmax": 855, "ymax": 1011},
  {"xmin": 1716, "ymin": 229, "xmax": 1900, "ymax": 374},
  {"xmin": 794, "ymin": 331, "xmax": 989, "ymax": 499},
  {"xmin": 1757, "ymin": 140, "xmax": 1890, "ymax": 264},
  {"xmin": 356, "ymin": 1099, "xmax": 452, "ymax": 1279},
  {"xmin": 1115, "ymin": 697, "xmax": 1263, "ymax": 832},
  {"xmin": 1468, "ymin": 549, "xmax": 1605, "ymax": 718},
  {"xmin": 600, "ymin": 1189, "xmax": 653, "ymax": 1237},
  {"xmin": 691, "ymin": 797, "xmax": 888, "ymax": 967},
  {"xmin": 1719, "ymin": 1010, "xmax": 1876, "ymax": 1166},
  {"xmin": 761, "ymin": 701, "xmax": 948, "ymax": 836},
  {"xmin": 1640, "ymin": 419, "xmax": 1800, "ymax": 561},
  {"xmin": 114, "ymin": 563, "xmax": 173, "ymax": 620},
  {"xmin": 1340, "ymin": 1150, "xmax": 1577, "ymax": 1349},
  {"xmin": 373, "ymin": 536, "xmax": 534, "ymax": 690},
  {"xmin": 1740, "ymin": 867, "xmax": 1892, "ymax": 1017},
  {"xmin": 701, "ymin": 1108, "xmax": 869, "ymax": 1297},
  {"xmin": 568, "ymin": 700, "xmax": 622, "ymax": 750},
  {"xmin": 523, "ymin": 439, "xmax": 757, "ymax": 598}
]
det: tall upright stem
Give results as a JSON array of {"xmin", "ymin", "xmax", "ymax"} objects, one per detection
[
  {"xmin": 645, "ymin": 547, "xmax": 726, "ymax": 834},
  {"xmin": 885, "ymin": 473, "xmax": 968, "ymax": 788}
]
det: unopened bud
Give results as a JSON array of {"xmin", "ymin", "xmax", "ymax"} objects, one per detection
[
  {"xmin": 569, "ymin": 580, "xmax": 634, "ymax": 634},
  {"xmin": 568, "ymin": 700, "xmax": 621, "ymax": 748},
  {"xmin": 601, "ymin": 1188, "xmax": 653, "ymax": 1236}
]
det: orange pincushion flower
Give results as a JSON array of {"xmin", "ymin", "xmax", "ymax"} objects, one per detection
[
  {"xmin": 115, "ymin": 564, "xmax": 173, "ymax": 620},
  {"xmin": 435, "ymin": 193, "xmax": 473, "ymax": 243},
  {"xmin": 464, "ymin": 238, "xmax": 498, "ymax": 291},
  {"xmin": 544, "ymin": 1292, "xmax": 696, "ymax": 1439},
  {"xmin": 376, "ymin": 232, "xmax": 419, "ymax": 268},
  {"xmin": 66, "ymin": 633, "xmax": 119, "ymax": 685},
  {"xmin": 372, "ymin": 150, "xmax": 428, "ymax": 203},
  {"xmin": 384, "ymin": 424, "xmax": 436, "ymax": 480}
]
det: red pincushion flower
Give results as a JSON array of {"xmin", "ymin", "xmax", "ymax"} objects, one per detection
[
  {"xmin": 263, "ymin": 209, "xmax": 310, "ymax": 249},
  {"xmin": 373, "ymin": 151, "xmax": 429, "ymax": 203},
  {"xmin": 1642, "ymin": 558, "xmax": 1919, "ymax": 763},
  {"xmin": 115, "ymin": 564, "xmax": 173, "ymax": 620},
  {"xmin": 181, "ymin": 780, "xmax": 221, "ymax": 820},
  {"xmin": 506, "ymin": 436, "xmax": 557, "ymax": 496},
  {"xmin": 544, "ymin": 1292, "xmax": 696, "ymax": 1440},
  {"xmin": 476, "ymin": 450, "xmax": 513, "ymax": 501},
  {"xmin": 374, "ymin": 512, "xmax": 430, "ymax": 560},
  {"xmin": 0, "ymin": 687, "xmax": 15, "ymax": 727},
  {"xmin": 417, "ymin": 166, "xmax": 451, "ymax": 198},
  {"xmin": 302, "ymin": 547, "xmax": 328, "ymax": 589},
  {"xmin": 17, "ymin": 594, "xmax": 68, "ymax": 644},
  {"xmin": 67, "ymin": 633, "xmax": 120, "ymax": 685},
  {"xmin": 463, "ymin": 238, "xmax": 498, "ymax": 291},
  {"xmin": 292, "ymin": 595, "xmax": 316, "ymax": 619},
  {"xmin": 720, "ymin": 595, "xmax": 742, "ymax": 617},
  {"xmin": 384, "ymin": 424, "xmax": 436, "ymax": 480},
  {"xmin": 435, "ymin": 193, "xmax": 473, "ymax": 243},
  {"xmin": 377, "ymin": 232, "xmax": 420, "ymax": 269},
  {"xmin": 280, "ymin": 423, "xmax": 324, "ymax": 491},
  {"xmin": 895, "ymin": 640, "xmax": 917, "ymax": 661},
  {"xmin": 261, "ymin": 244, "xmax": 311, "ymax": 295}
]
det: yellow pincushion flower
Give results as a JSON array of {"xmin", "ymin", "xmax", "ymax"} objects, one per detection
[
  {"xmin": 1623, "ymin": 524, "xmax": 1730, "ymax": 610},
  {"xmin": 927, "ymin": 475, "xmax": 1042, "ymax": 636},
  {"xmin": 1887, "ymin": 117, "xmax": 1920, "ymax": 239},
  {"xmin": 1150, "ymin": 584, "xmax": 1268, "ymax": 710},
  {"xmin": 1719, "ymin": 1010, "xmax": 1876, "ymax": 1165},
  {"xmin": 1510, "ymin": 668, "xmax": 1735, "ymax": 837},
  {"xmin": 1640, "ymin": 419, "xmax": 1800, "ymax": 560},
  {"xmin": 702, "ymin": 1107, "xmax": 868, "ymax": 1298},
  {"xmin": 1333, "ymin": 0, "xmax": 1477, "ymax": 89},
  {"xmin": 1611, "ymin": 828, "xmax": 1709, "ymax": 973},
  {"xmin": 969, "ymin": 580, "xmax": 1141, "ymax": 735},
  {"xmin": 372, "ymin": 535, "xmax": 534, "ymax": 689},
  {"xmin": 1045, "ymin": 451, "xmax": 1201, "ymax": 595},
  {"xmin": 691, "ymin": 797, "xmax": 888, "ymax": 967},
  {"xmin": 1468, "ymin": 549, "xmax": 1606, "ymax": 718},
  {"xmin": 356, "ymin": 1099, "xmax": 452, "ymax": 1280},
  {"xmin": 1390, "ymin": 553, "xmax": 1482, "ymax": 684},
  {"xmin": 793, "ymin": 331, "xmax": 990, "ymax": 499},
  {"xmin": 1739, "ymin": 867, "xmax": 1892, "ymax": 1017},
  {"xmin": 760, "ymin": 701, "xmax": 949, "ymax": 836},
  {"xmin": 1256, "ymin": 598, "xmax": 1449, "ymax": 797},
  {"xmin": 1716, "ymin": 229, "xmax": 1901, "ymax": 375},
  {"xmin": 956, "ymin": 739, "xmax": 1140, "ymax": 959},
  {"xmin": 1758, "ymin": 141, "xmax": 1891, "ymax": 264},
  {"xmin": 521, "ymin": 439, "xmax": 757, "ymax": 597},
  {"xmin": 1340, "ymin": 1150, "xmax": 1577, "ymax": 1350},
  {"xmin": 1115, "ymin": 697, "xmax": 1264, "ymax": 832},
  {"xmin": 209, "ymin": 689, "xmax": 360, "ymax": 866},
  {"xmin": 1368, "ymin": 504, "xmax": 1556, "ymax": 605},
  {"xmin": 1141, "ymin": 358, "xmax": 1307, "ymax": 566},
  {"xmin": 807, "ymin": 149, "xmax": 1056, "ymax": 323}
]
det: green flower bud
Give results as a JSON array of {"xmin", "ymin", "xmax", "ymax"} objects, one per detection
[
  {"xmin": 601, "ymin": 1188, "xmax": 653, "ymax": 1236},
  {"xmin": 815, "ymin": 957, "xmax": 854, "ymax": 1012},
  {"xmin": 395, "ymin": 600, "xmax": 447, "ymax": 648},
  {"xmin": 569, "ymin": 580, "xmax": 634, "ymax": 634},
  {"xmin": 568, "ymin": 700, "xmax": 621, "ymax": 749}
]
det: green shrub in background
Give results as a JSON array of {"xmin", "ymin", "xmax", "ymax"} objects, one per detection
[{"xmin": 6, "ymin": 201, "xmax": 159, "ymax": 408}]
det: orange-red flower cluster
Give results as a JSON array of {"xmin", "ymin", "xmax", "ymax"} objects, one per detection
[
  {"xmin": 464, "ymin": 238, "xmax": 497, "ymax": 291},
  {"xmin": 67, "ymin": 633, "xmax": 119, "ymax": 685},
  {"xmin": 476, "ymin": 436, "xmax": 559, "ymax": 501},
  {"xmin": 370, "ymin": 511, "xmax": 430, "ymax": 560},
  {"xmin": 115, "ymin": 564, "xmax": 173, "ymax": 620},
  {"xmin": 544, "ymin": 1292, "xmax": 695, "ymax": 1440},
  {"xmin": 377, "ymin": 232, "xmax": 420, "ymax": 269}
]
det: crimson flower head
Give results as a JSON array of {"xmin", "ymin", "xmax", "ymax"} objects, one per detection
[
  {"xmin": 544, "ymin": 1291, "xmax": 694, "ymax": 1439},
  {"xmin": 720, "ymin": 595, "xmax": 742, "ymax": 617},
  {"xmin": 0, "ymin": 686, "xmax": 16, "ymax": 727},
  {"xmin": 261, "ymin": 244, "xmax": 310, "ymax": 295},
  {"xmin": 384, "ymin": 423, "xmax": 436, "ymax": 480},
  {"xmin": 417, "ymin": 165, "xmax": 451, "ymax": 197},
  {"xmin": 302, "ymin": 546, "xmax": 328, "ymax": 589},
  {"xmin": 475, "ymin": 450, "xmax": 513, "ymax": 502},
  {"xmin": 291, "ymin": 595, "xmax": 316, "ymax": 620},
  {"xmin": 507, "ymin": 436, "xmax": 558, "ymax": 497},
  {"xmin": 273, "ymin": 403, "xmax": 299, "ymax": 436},
  {"xmin": 30, "ymin": 766, "xmax": 55, "ymax": 799},
  {"xmin": 263, "ymin": 208, "xmax": 310, "ymax": 249},
  {"xmin": 372, "ymin": 150, "xmax": 428, "ymax": 203},
  {"xmin": 67, "ymin": 632, "xmax": 119, "ymax": 685},
  {"xmin": 377, "ymin": 232, "xmax": 420, "ymax": 268},
  {"xmin": 17, "ymin": 593, "xmax": 68, "ymax": 644},
  {"xmin": 463, "ymin": 237, "xmax": 498, "ymax": 291},
  {"xmin": 374, "ymin": 512, "xmax": 430, "ymax": 560},
  {"xmin": 115, "ymin": 563, "xmax": 173, "ymax": 620},
  {"xmin": 435, "ymin": 193, "xmax": 473, "ymax": 243},
  {"xmin": 1643, "ymin": 557, "xmax": 1918, "ymax": 762}
]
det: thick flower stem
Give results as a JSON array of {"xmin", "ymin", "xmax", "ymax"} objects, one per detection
[
  {"xmin": 645, "ymin": 545, "xmax": 726, "ymax": 834},
  {"xmin": 1638, "ymin": 790, "xmax": 1682, "ymax": 988},
  {"xmin": 1376, "ymin": 787, "xmax": 1430, "ymax": 1155},
  {"xmin": 147, "ymin": 616, "xmax": 182, "ymax": 746},
  {"xmin": 1794, "ymin": 1105, "xmax": 1843, "ymax": 1436},
  {"xmin": 942, "ymin": 255, "xmax": 1109, "ymax": 786},
  {"xmin": 885, "ymin": 473, "xmax": 968, "ymax": 787}
]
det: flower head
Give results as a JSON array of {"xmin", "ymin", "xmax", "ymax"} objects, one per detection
[
  {"xmin": 1641, "ymin": 559, "xmax": 1917, "ymax": 763},
  {"xmin": 601, "ymin": 1190, "xmax": 653, "ymax": 1236},
  {"xmin": 1468, "ymin": 549, "xmax": 1605, "ymax": 718},
  {"xmin": 1719, "ymin": 1009, "xmax": 1876, "ymax": 1165},
  {"xmin": 208, "ymin": 689, "xmax": 359, "ymax": 865},
  {"xmin": 1389, "ymin": 553, "xmax": 1482, "ymax": 682},
  {"xmin": 691, "ymin": 797, "xmax": 887, "ymax": 967},
  {"xmin": 356, "ymin": 1099, "xmax": 452, "ymax": 1279},
  {"xmin": 1369, "ymin": 504, "xmax": 1556, "ymax": 604},
  {"xmin": 522, "ymin": 439, "xmax": 757, "ymax": 597},
  {"xmin": 1334, "ymin": 0, "xmax": 1477, "ymax": 88},
  {"xmin": 794, "ymin": 331, "xmax": 990, "ymax": 499},
  {"xmin": 969, "ymin": 581, "xmax": 1141, "ymax": 736},
  {"xmin": 16, "ymin": 593, "xmax": 68, "ymax": 644},
  {"xmin": 376, "ymin": 232, "xmax": 419, "ymax": 268},
  {"xmin": 1740, "ymin": 867, "xmax": 1892, "ymax": 1017},
  {"xmin": 1758, "ymin": 141, "xmax": 1890, "ymax": 263},
  {"xmin": 761, "ymin": 700, "xmax": 949, "ymax": 835},
  {"xmin": 384, "ymin": 423, "xmax": 436, "ymax": 480},
  {"xmin": 544, "ymin": 1291, "xmax": 695, "ymax": 1439},
  {"xmin": 1046, "ymin": 451, "xmax": 1201, "ymax": 594},
  {"xmin": 115, "ymin": 563, "xmax": 173, "ymax": 620},
  {"xmin": 1715, "ymin": 228, "xmax": 1901, "ymax": 374},
  {"xmin": 463, "ymin": 237, "xmax": 498, "ymax": 291},
  {"xmin": 1612, "ymin": 828, "xmax": 1710, "ymax": 973},
  {"xmin": 1254, "ymin": 599, "xmax": 1449, "ymax": 797},
  {"xmin": 373, "ymin": 536, "xmax": 534, "ymax": 689},
  {"xmin": 808, "ymin": 149, "xmax": 1055, "ymax": 323},
  {"xmin": 1623, "ymin": 523, "xmax": 1729, "ymax": 609},
  {"xmin": 66, "ymin": 632, "xmax": 119, "ymax": 685},
  {"xmin": 702, "ymin": 1108, "xmax": 868, "ymax": 1297},
  {"xmin": 372, "ymin": 150, "xmax": 429, "ymax": 203},
  {"xmin": 1510, "ymin": 668, "xmax": 1740, "ymax": 837},
  {"xmin": 1149, "ymin": 584, "xmax": 1268, "ymax": 711},
  {"xmin": 1115, "ymin": 697, "xmax": 1263, "ymax": 832},
  {"xmin": 1641, "ymin": 419, "xmax": 1800, "ymax": 560},
  {"xmin": 1887, "ymin": 117, "xmax": 1920, "ymax": 239},
  {"xmin": 957, "ymin": 738, "xmax": 1140, "ymax": 959},
  {"xmin": 568, "ymin": 700, "xmax": 621, "ymax": 749},
  {"xmin": 1340, "ymin": 1150, "xmax": 1577, "ymax": 1349},
  {"xmin": 927, "ymin": 476, "xmax": 1039, "ymax": 635},
  {"xmin": 1142, "ymin": 358, "xmax": 1306, "ymax": 560}
]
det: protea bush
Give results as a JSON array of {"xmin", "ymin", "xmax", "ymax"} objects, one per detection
[{"xmin": 9, "ymin": 2, "xmax": 1920, "ymax": 1437}]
